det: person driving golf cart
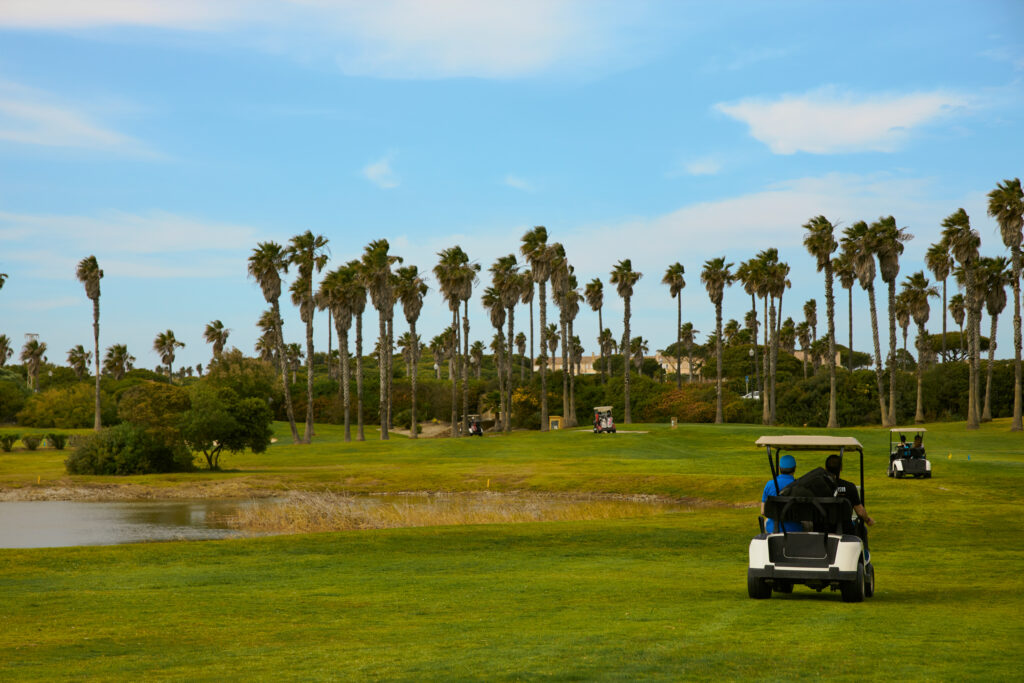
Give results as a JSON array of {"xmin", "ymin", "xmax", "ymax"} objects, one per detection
[
  {"xmin": 888, "ymin": 427, "xmax": 931, "ymax": 478},
  {"xmin": 593, "ymin": 406, "xmax": 615, "ymax": 433},
  {"xmin": 467, "ymin": 415, "xmax": 483, "ymax": 436},
  {"xmin": 760, "ymin": 454, "xmax": 801, "ymax": 533}
]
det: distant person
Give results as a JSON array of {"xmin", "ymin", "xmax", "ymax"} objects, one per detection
[
  {"xmin": 911, "ymin": 434, "xmax": 925, "ymax": 458},
  {"xmin": 825, "ymin": 454, "xmax": 875, "ymax": 533},
  {"xmin": 761, "ymin": 455, "xmax": 802, "ymax": 533}
]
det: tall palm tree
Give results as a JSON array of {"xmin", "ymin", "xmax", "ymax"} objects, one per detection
[
  {"xmin": 288, "ymin": 231, "xmax": 330, "ymax": 444},
  {"xmin": 563, "ymin": 276, "xmax": 581, "ymax": 426},
  {"xmin": 803, "ymin": 215, "xmax": 840, "ymax": 428},
  {"xmin": 949, "ymin": 293, "xmax": 966, "ymax": 360},
  {"xmin": 317, "ymin": 264, "xmax": 358, "ymax": 441},
  {"xmin": 803, "ymin": 299, "xmax": 818, "ymax": 346},
  {"xmin": 700, "ymin": 257, "xmax": 734, "ymax": 424},
  {"xmin": 67, "ymin": 345, "xmax": 92, "ymax": 380},
  {"xmin": 344, "ymin": 261, "xmax": 368, "ymax": 441},
  {"xmin": 515, "ymin": 332, "xmax": 527, "ymax": 380},
  {"xmin": 988, "ymin": 178, "xmax": 1024, "ymax": 431},
  {"xmin": 979, "ymin": 256, "xmax": 1011, "ymax": 422},
  {"xmin": 519, "ymin": 268, "xmax": 535, "ymax": 378},
  {"xmin": 521, "ymin": 226, "xmax": 554, "ymax": 430},
  {"xmin": 954, "ymin": 263, "xmax": 985, "ymax": 424},
  {"xmin": 662, "ymin": 263, "xmax": 686, "ymax": 389},
  {"xmin": 548, "ymin": 245, "xmax": 572, "ymax": 425},
  {"xmin": 753, "ymin": 251, "xmax": 774, "ymax": 424},
  {"xmin": 870, "ymin": 215, "xmax": 913, "ymax": 426},
  {"xmin": 248, "ymin": 241, "xmax": 300, "ymax": 443},
  {"xmin": 735, "ymin": 258, "xmax": 762, "ymax": 402},
  {"xmin": 75, "ymin": 255, "xmax": 103, "ymax": 431},
  {"xmin": 842, "ymin": 221, "xmax": 888, "ymax": 426},
  {"xmin": 491, "ymin": 254, "xmax": 520, "ymax": 431},
  {"xmin": 470, "ymin": 340, "xmax": 485, "ymax": 379},
  {"xmin": 153, "ymin": 330, "xmax": 184, "ymax": 379},
  {"xmin": 680, "ymin": 323, "xmax": 698, "ymax": 383},
  {"xmin": 925, "ymin": 241, "xmax": 954, "ymax": 363},
  {"xmin": 796, "ymin": 321, "xmax": 811, "ymax": 378},
  {"xmin": 895, "ymin": 291, "xmax": 912, "ymax": 369},
  {"xmin": 0, "ymin": 335, "xmax": 13, "ymax": 367},
  {"xmin": 584, "ymin": 278, "xmax": 605, "ymax": 383},
  {"xmin": 833, "ymin": 251, "xmax": 856, "ymax": 371},
  {"xmin": 482, "ymin": 285, "xmax": 507, "ymax": 430},
  {"xmin": 610, "ymin": 259, "xmax": 642, "ymax": 423},
  {"xmin": 766, "ymin": 254, "xmax": 790, "ymax": 424},
  {"xmin": 360, "ymin": 239, "xmax": 402, "ymax": 440},
  {"xmin": 435, "ymin": 246, "xmax": 477, "ymax": 436},
  {"xmin": 20, "ymin": 339, "xmax": 47, "ymax": 391},
  {"xmin": 102, "ymin": 344, "xmax": 133, "ymax": 379},
  {"xmin": 942, "ymin": 208, "xmax": 981, "ymax": 429},
  {"xmin": 203, "ymin": 320, "xmax": 230, "ymax": 362},
  {"xmin": 395, "ymin": 265, "xmax": 428, "ymax": 437}
]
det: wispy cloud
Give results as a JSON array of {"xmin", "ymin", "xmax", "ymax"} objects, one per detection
[
  {"xmin": 503, "ymin": 174, "xmax": 534, "ymax": 192},
  {"xmin": 681, "ymin": 157, "xmax": 722, "ymax": 176},
  {"xmin": 0, "ymin": 0, "xmax": 237, "ymax": 29},
  {"xmin": 715, "ymin": 87, "xmax": 971, "ymax": 154},
  {"xmin": 362, "ymin": 153, "xmax": 400, "ymax": 189},
  {"xmin": 0, "ymin": 79, "xmax": 152, "ymax": 154}
]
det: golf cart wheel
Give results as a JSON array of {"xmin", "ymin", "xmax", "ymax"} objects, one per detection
[
  {"xmin": 841, "ymin": 560, "xmax": 866, "ymax": 603},
  {"xmin": 611, "ymin": 428, "xmax": 616, "ymax": 433},
  {"xmin": 894, "ymin": 470, "xmax": 904, "ymax": 479},
  {"xmin": 864, "ymin": 563, "xmax": 875, "ymax": 598},
  {"xmin": 774, "ymin": 580, "xmax": 793, "ymax": 594},
  {"xmin": 747, "ymin": 572, "xmax": 772, "ymax": 599},
  {"xmin": 924, "ymin": 472, "xmax": 932, "ymax": 479}
]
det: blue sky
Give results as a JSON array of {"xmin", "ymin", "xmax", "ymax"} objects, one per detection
[{"xmin": 1, "ymin": 0, "xmax": 1023, "ymax": 372}]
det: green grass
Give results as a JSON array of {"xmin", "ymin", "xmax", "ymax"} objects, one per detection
[{"xmin": 1, "ymin": 420, "xmax": 1023, "ymax": 679}]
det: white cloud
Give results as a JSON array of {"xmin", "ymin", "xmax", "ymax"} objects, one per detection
[
  {"xmin": 0, "ymin": 0, "xmax": 237, "ymax": 29},
  {"xmin": 503, "ymin": 175, "xmax": 534, "ymax": 192},
  {"xmin": 715, "ymin": 87, "xmax": 970, "ymax": 154},
  {"xmin": 682, "ymin": 157, "xmax": 722, "ymax": 176},
  {"xmin": 362, "ymin": 154, "xmax": 400, "ymax": 189}
]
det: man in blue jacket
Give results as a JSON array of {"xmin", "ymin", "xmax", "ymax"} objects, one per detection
[{"xmin": 760, "ymin": 454, "xmax": 802, "ymax": 533}]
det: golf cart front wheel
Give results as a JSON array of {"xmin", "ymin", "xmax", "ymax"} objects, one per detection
[
  {"xmin": 841, "ymin": 560, "xmax": 866, "ymax": 603},
  {"xmin": 748, "ymin": 572, "xmax": 772, "ymax": 599}
]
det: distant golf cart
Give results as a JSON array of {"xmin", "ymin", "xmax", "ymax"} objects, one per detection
[
  {"xmin": 593, "ymin": 406, "xmax": 616, "ymax": 433},
  {"xmin": 888, "ymin": 427, "xmax": 930, "ymax": 478},
  {"xmin": 467, "ymin": 415, "xmax": 484, "ymax": 437},
  {"xmin": 748, "ymin": 436, "xmax": 875, "ymax": 603}
]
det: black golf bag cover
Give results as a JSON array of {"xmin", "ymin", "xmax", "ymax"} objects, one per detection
[{"xmin": 780, "ymin": 466, "xmax": 836, "ymax": 498}]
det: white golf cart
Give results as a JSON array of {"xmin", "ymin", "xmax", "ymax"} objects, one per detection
[
  {"xmin": 888, "ymin": 427, "xmax": 930, "ymax": 478},
  {"xmin": 467, "ymin": 414, "xmax": 484, "ymax": 437},
  {"xmin": 593, "ymin": 406, "xmax": 616, "ymax": 434},
  {"xmin": 748, "ymin": 435, "xmax": 875, "ymax": 603}
]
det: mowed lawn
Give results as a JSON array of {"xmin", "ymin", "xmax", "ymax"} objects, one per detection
[{"xmin": 1, "ymin": 421, "xmax": 1022, "ymax": 679}]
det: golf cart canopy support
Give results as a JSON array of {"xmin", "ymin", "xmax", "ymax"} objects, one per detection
[{"xmin": 755, "ymin": 436, "xmax": 863, "ymax": 451}]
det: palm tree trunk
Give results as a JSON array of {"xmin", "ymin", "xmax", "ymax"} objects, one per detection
[
  {"xmin": 539, "ymin": 282, "xmax": 549, "ymax": 430},
  {"xmin": 451, "ymin": 309, "xmax": 459, "ymax": 437},
  {"xmin": 356, "ymin": 312, "xmax": 365, "ymax": 441},
  {"xmin": 915, "ymin": 323, "xmax": 926, "ymax": 424},
  {"xmin": 327, "ymin": 309, "xmax": 333, "ymax": 380},
  {"xmin": 623, "ymin": 295, "xmax": 632, "ymax": 424},
  {"xmin": 340, "ymin": 327, "xmax": 351, "ymax": 442},
  {"xmin": 825, "ymin": 263, "xmax": 838, "ymax": 428},
  {"xmin": 867, "ymin": 285, "xmax": 888, "ymax": 426},
  {"xmin": 941, "ymin": 278, "xmax": 948, "ymax": 363},
  {"xmin": 304, "ymin": 313, "xmax": 314, "ymax": 444},
  {"xmin": 715, "ymin": 301, "xmax": 724, "ymax": 424},
  {"xmin": 568, "ymin": 318, "xmax": 576, "ymax": 427},
  {"xmin": 887, "ymin": 280, "xmax": 898, "ymax": 426},
  {"xmin": 983, "ymin": 312, "xmax": 998, "ymax": 422},
  {"xmin": 506, "ymin": 306, "xmax": 515, "ymax": 432},
  {"xmin": 92, "ymin": 297, "xmax": 101, "ymax": 432},
  {"xmin": 379, "ymin": 310, "xmax": 388, "ymax": 440},
  {"xmin": 676, "ymin": 295, "xmax": 682, "ymax": 389},
  {"xmin": 560, "ymin": 314, "xmax": 569, "ymax": 424},
  {"xmin": 273, "ymin": 301, "xmax": 301, "ymax": 444},
  {"xmin": 410, "ymin": 321, "xmax": 419, "ymax": 438},
  {"xmin": 974, "ymin": 305, "xmax": 983, "ymax": 425},
  {"xmin": 1011, "ymin": 244, "xmax": 1019, "ymax": 428},
  {"xmin": 529, "ymin": 297, "xmax": 535, "ymax": 379},
  {"xmin": 848, "ymin": 286, "xmax": 854, "ymax": 372},
  {"xmin": 966, "ymin": 274, "xmax": 979, "ymax": 430},
  {"xmin": 772, "ymin": 290, "xmax": 785, "ymax": 424},
  {"xmin": 598, "ymin": 306, "xmax": 605, "ymax": 384},
  {"xmin": 496, "ymin": 332, "xmax": 506, "ymax": 433},
  {"xmin": 387, "ymin": 314, "xmax": 394, "ymax": 431},
  {"xmin": 762, "ymin": 296, "xmax": 770, "ymax": 424},
  {"xmin": 768, "ymin": 299, "xmax": 777, "ymax": 425},
  {"xmin": 462, "ymin": 301, "xmax": 470, "ymax": 436},
  {"xmin": 750, "ymin": 293, "xmax": 760, "ymax": 397},
  {"xmin": 801, "ymin": 344, "xmax": 807, "ymax": 379}
]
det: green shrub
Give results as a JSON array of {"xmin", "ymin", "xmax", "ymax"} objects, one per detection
[
  {"xmin": 16, "ymin": 384, "xmax": 117, "ymax": 428},
  {"xmin": 0, "ymin": 377, "xmax": 31, "ymax": 423},
  {"xmin": 65, "ymin": 423, "xmax": 194, "ymax": 475},
  {"xmin": 393, "ymin": 409, "xmax": 412, "ymax": 429},
  {"xmin": 46, "ymin": 433, "xmax": 68, "ymax": 450},
  {"xmin": 0, "ymin": 434, "xmax": 20, "ymax": 452},
  {"xmin": 21, "ymin": 434, "xmax": 42, "ymax": 451}
]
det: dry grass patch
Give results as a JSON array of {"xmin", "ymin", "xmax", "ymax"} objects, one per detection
[{"xmin": 221, "ymin": 490, "xmax": 690, "ymax": 533}]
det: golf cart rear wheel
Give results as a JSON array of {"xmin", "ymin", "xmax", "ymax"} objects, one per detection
[
  {"xmin": 864, "ymin": 563, "xmax": 875, "ymax": 598},
  {"xmin": 841, "ymin": 560, "xmax": 866, "ymax": 603},
  {"xmin": 747, "ymin": 572, "xmax": 772, "ymax": 599}
]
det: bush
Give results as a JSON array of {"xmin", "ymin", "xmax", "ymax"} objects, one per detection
[
  {"xmin": 180, "ymin": 385, "xmax": 274, "ymax": 470},
  {"xmin": 0, "ymin": 376, "xmax": 30, "ymax": 423},
  {"xmin": 65, "ymin": 423, "xmax": 193, "ymax": 475},
  {"xmin": 393, "ymin": 408, "xmax": 412, "ymax": 429},
  {"xmin": 0, "ymin": 434, "xmax": 20, "ymax": 452},
  {"xmin": 117, "ymin": 382, "xmax": 191, "ymax": 444},
  {"xmin": 21, "ymin": 434, "xmax": 42, "ymax": 451},
  {"xmin": 46, "ymin": 433, "xmax": 68, "ymax": 450},
  {"xmin": 16, "ymin": 384, "xmax": 117, "ymax": 428}
]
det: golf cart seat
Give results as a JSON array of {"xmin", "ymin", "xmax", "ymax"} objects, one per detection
[{"xmin": 763, "ymin": 496, "xmax": 853, "ymax": 536}]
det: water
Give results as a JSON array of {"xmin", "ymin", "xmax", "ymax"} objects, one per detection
[{"xmin": 0, "ymin": 499, "xmax": 263, "ymax": 549}]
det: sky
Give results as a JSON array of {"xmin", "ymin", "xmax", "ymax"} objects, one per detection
[{"xmin": 1, "ymin": 0, "xmax": 1023, "ymax": 373}]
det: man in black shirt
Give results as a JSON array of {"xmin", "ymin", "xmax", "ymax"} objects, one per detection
[{"xmin": 825, "ymin": 454, "xmax": 875, "ymax": 533}]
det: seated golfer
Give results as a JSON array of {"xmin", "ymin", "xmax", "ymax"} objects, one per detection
[
  {"xmin": 760, "ymin": 454, "xmax": 802, "ymax": 533},
  {"xmin": 825, "ymin": 454, "xmax": 875, "ymax": 533}
]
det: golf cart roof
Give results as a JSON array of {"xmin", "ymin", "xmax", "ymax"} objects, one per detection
[
  {"xmin": 755, "ymin": 435, "xmax": 863, "ymax": 451},
  {"xmin": 593, "ymin": 406, "xmax": 613, "ymax": 411},
  {"xmin": 889, "ymin": 427, "xmax": 926, "ymax": 433}
]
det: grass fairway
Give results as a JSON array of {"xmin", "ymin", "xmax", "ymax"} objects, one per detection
[{"xmin": 1, "ymin": 421, "xmax": 1023, "ymax": 679}]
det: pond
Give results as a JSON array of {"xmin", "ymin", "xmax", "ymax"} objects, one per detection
[{"xmin": 0, "ymin": 499, "xmax": 263, "ymax": 549}]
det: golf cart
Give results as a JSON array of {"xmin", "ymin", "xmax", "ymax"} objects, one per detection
[
  {"xmin": 467, "ymin": 415, "xmax": 484, "ymax": 437},
  {"xmin": 888, "ymin": 427, "xmax": 930, "ymax": 478},
  {"xmin": 748, "ymin": 436, "xmax": 875, "ymax": 603},
  {"xmin": 593, "ymin": 406, "xmax": 616, "ymax": 433}
]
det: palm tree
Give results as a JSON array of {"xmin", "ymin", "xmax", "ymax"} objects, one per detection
[
  {"xmin": 0, "ymin": 335, "xmax": 13, "ymax": 367},
  {"xmin": 548, "ymin": 245, "xmax": 572, "ymax": 425},
  {"xmin": 288, "ymin": 231, "xmax": 330, "ymax": 444},
  {"xmin": 942, "ymin": 208, "xmax": 981, "ymax": 429},
  {"xmin": 20, "ymin": 339, "xmax": 47, "ymax": 391},
  {"xmin": 248, "ymin": 241, "xmax": 300, "ymax": 443},
  {"xmin": 436, "ymin": 247, "xmax": 470, "ymax": 436},
  {"xmin": 796, "ymin": 321, "xmax": 811, "ymax": 378},
  {"xmin": 766, "ymin": 253, "xmax": 790, "ymax": 424},
  {"xmin": 833, "ymin": 251, "xmax": 856, "ymax": 372},
  {"xmin": 584, "ymin": 277, "xmax": 605, "ymax": 384},
  {"xmin": 102, "ymin": 344, "xmax": 133, "ymax": 379},
  {"xmin": 979, "ymin": 256, "xmax": 1011, "ymax": 422},
  {"xmin": 842, "ymin": 221, "xmax": 888, "ymax": 426},
  {"xmin": 949, "ymin": 293, "xmax": 966, "ymax": 360},
  {"xmin": 153, "ymin": 330, "xmax": 184, "ymax": 379},
  {"xmin": 285, "ymin": 343, "xmax": 303, "ymax": 386},
  {"xmin": 482, "ymin": 286, "xmax": 507, "ymax": 430},
  {"xmin": 630, "ymin": 337, "xmax": 649, "ymax": 373},
  {"xmin": 803, "ymin": 216, "xmax": 840, "ymax": 428},
  {"xmin": 723, "ymin": 319, "xmax": 740, "ymax": 346},
  {"xmin": 988, "ymin": 178, "xmax": 1024, "ymax": 431},
  {"xmin": 736, "ymin": 258, "xmax": 762, "ymax": 401},
  {"xmin": 610, "ymin": 259, "xmax": 642, "ymax": 423},
  {"xmin": 521, "ymin": 226, "xmax": 554, "ymax": 430},
  {"xmin": 318, "ymin": 265, "xmax": 355, "ymax": 441},
  {"xmin": 700, "ymin": 257, "xmax": 734, "ymax": 424},
  {"xmin": 470, "ymin": 340, "xmax": 485, "ymax": 379},
  {"xmin": 491, "ymin": 254, "xmax": 520, "ymax": 431},
  {"xmin": 895, "ymin": 291, "xmax": 911, "ymax": 369},
  {"xmin": 395, "ymin": 264, "xmax": 428, "ymax": 438},
  {"xmin": 925, "ymin": 241, "xmax": 954, "ymax": 363},
  {"xmin": 344, "ymin": 261, "xmax": 368, "ymax": 441},
  {"xmin": 871, "ymin": 215, "xmax": 913, "ymax": 425},
  {"xmin": 360, "ymin": 239, "xmax": 402, "ymax": 441},
  {"xmin": 67, "ymin": 344, "xmax": 92, "ymax": 380},
  {"xmin": 803, "ymin": 299, "xmax": 818, "ymax": 347},
  {"xmin": 515, "ymin": 332, "xmax": 527, "ymax": 380},
  {"xmin": 662, "ymin": 263, "xmax": 686, "ymax": 388},
  {"xmin": 563, "ymin": 276, "xmax": 581, "ymax": 426},
  {"xmin": 903, "ymin": 272, "xmax": 940, "ymax": 423},
  {"xmin": 75, "ymin": 255, "xmax": 103, "ymax": 431},
  {"xmin": 780, "ymin": 317, "xmax": 796, "ymax": 354},
  {"xmin": 519, "ymin": 268, "xmax": 535, "ymax": 379},
  {"xmin": 953, "ymin": 263, "xmax": 984, "ymax": 424},
  {"xmin": 679, "ymin": 323, "xmax": 698, "ymax": 382},
  {"xmin": 203, "ymin": 320, "xmax": 230, "ymax": 362}
]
